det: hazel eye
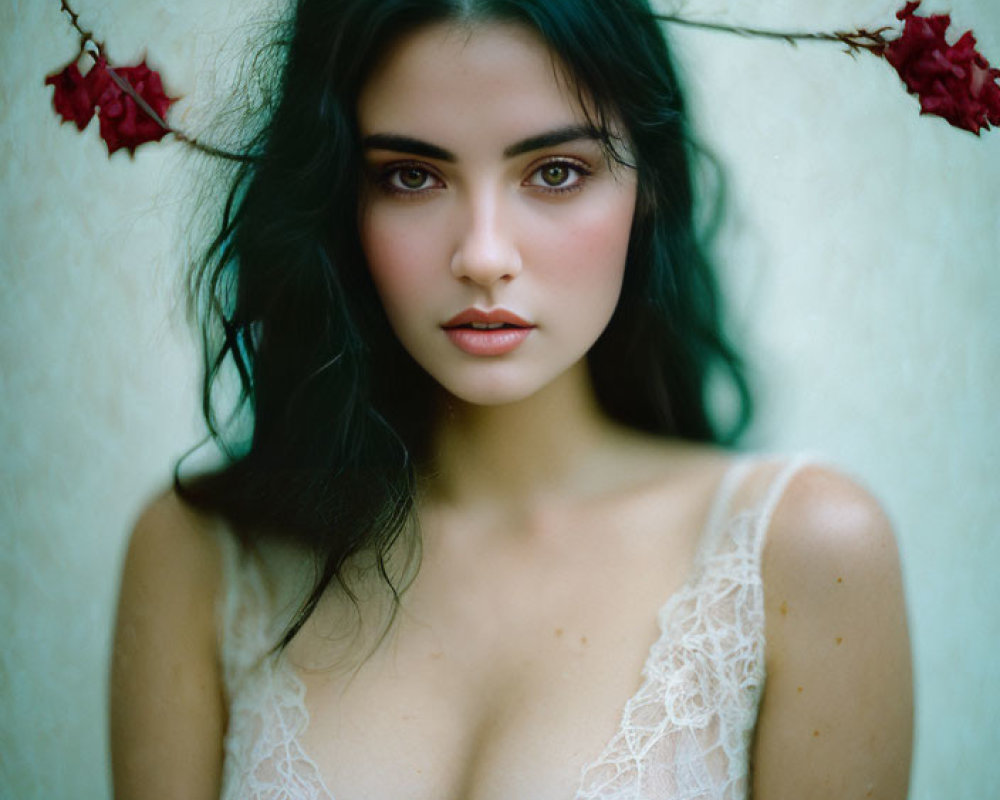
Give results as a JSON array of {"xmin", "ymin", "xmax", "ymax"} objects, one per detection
[
  {"xmin": 526, "ymin": 160, "xmax": 591, "ymax": 192},
  {"xmin": 377, "ymin": 163, "xmax": 442, "ymax": 195},
  {"xmin": 396, "ymin": 167, "xmax": 432, "ymax": 190},
  {"xmin": 540, "ymin": 164, "xmax": 571, "ymax": 186}
]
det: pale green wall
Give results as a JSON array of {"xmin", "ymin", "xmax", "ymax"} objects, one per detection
[{"xmin": 2, "ymin": 1, "xmax": 997, "ymax": 797}]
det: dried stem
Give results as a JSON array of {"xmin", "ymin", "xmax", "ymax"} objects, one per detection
[
  {"xmin": 657, "ymin": 15, "xmax": 894, "ymax": 55},
  {"xmin": 54, "ymin": 4, "xmax": 902, "ymax": 159},
  {"xmin": 173, "ymin": 131, "xmax": 254, "ymax": 162},
  {"xmin": 59, "ymin": 0, "xmax": 105, "ymax": 59}
]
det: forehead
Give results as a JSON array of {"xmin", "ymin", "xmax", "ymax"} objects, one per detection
[{"xmin": 357, "ymin": 21, "xmax": 590, "ymax": 149}]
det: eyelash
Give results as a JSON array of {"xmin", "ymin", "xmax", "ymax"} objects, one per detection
[
  {"xmin": 372, "ymin": 159, "xmax": 594, "ymax": 198},
  {"xmin": 525, "ymin": 159, "xmax": 593, "ymax": 194},
  {"xmin": 375, "ymin": 162, "xmax": 443, "ymax": 196}
]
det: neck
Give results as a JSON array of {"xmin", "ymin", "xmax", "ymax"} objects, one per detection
[{"xmin": 422, "ymin": 361, "xmax": 619, "ymax": 509}]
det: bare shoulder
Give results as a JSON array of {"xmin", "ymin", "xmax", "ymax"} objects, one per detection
[
  {"xmin": 761, "ymin": 463, "xmax": 909, "ymax": 680},
  {"xmin": 111, "ymin": 489, "xmax": 228, "ymax": 799},
  {"xmin": 116, "ymin": 489, "xmax": 226, "ymax": 643},
  {"xmin": 124, "ymin": 488, "xmax": 224, "ymax": 599},
  {"xmin": 753, "ymin": 464, "xmax": 913, "ymax": 798},
  {"xmin": 765, "ymin": 464, "xmax": 900, "ymax": 599}
]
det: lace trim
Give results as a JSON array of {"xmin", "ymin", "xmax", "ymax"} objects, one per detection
[
  {"xmin": 222, "ymin": 656, "xmax": 335, "ymax": 800},
  {"xmin": 573, "ymin": 506, "xmax": 764, "ymax": 799},
  {"xmin": 574, "ymin": 457, "xmax": 807, "ymax": 799},
  {"xmin": 215, "ymin": 457, "xmax": 807, "ymax": 800},
  {"xmin": 212, "ymin": 531, "xmax": 336, "ymax": 800}
]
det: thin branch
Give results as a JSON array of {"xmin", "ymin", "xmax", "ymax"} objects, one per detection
[
  {"xmin": 657, "ymin": 15, "xmax": 894, "ymax": 54},
  {"xmin": 172, "ymin": 131, "xmax": 255, "ymax": 162},
  {"xmin": 59, "ymin": 0, "xmax": 105, "ymax": 59}
]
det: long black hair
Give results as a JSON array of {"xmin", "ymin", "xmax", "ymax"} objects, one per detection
[{"xmin": 178, "ymin": 0, "xmax": 752, "ymax": 648}]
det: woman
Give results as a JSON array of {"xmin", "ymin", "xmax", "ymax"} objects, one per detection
[{"xmin": 110, "ymin": 0, "xmax": 913, "ymax": 797}]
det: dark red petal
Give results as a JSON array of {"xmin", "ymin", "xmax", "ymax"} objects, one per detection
[{"xmin": 45, "ymin": 61, "xmax": 96, "ymax": 131}]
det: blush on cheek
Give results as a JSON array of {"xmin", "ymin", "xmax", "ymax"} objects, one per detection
[
  {"xmin": 549, "ymin": 207, "xmax": 633, "ymax": 287},
  {"xmin": 360, "ymin": 217, "xmax": 425, "ymax": 296}
]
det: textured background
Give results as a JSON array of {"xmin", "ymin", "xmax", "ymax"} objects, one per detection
[{"xmin": 1, "ymin": 0, "xmax": 998, "ymax": 797}]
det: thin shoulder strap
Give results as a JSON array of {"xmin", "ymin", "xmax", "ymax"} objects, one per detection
[
  {"xmin": 700, "ymin": 454, "xmax": 814, "ymax": 559},
  {"xmin": 209, "ymin": 524, "xmax": 275, "ymax": 689},
  {"xmin": 702, "ymin": 455, "xmax": 756, "ymax": 545},
  {"xmin": 209, "ymin": 524, "xmax": 245, "ymax": 690},
  {"xmin": 750, "ymin": 455, "xmax": 814, "ymax": 559}
]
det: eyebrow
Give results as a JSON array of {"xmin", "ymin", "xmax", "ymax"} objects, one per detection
[{"xmin": 361, "ymin": 124, "xmax": 604, "ymax": 162}]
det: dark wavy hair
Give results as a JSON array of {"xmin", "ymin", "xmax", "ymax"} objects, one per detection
[{"xmin": 178, "ymin": 0, "xmax": 752, "ymax": 648}]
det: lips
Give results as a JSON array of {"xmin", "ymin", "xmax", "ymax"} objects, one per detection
[
  {"xmin": 441, "ymin": 307, "xmax": 535, "ymax": 356},
  {"xmin": 442, "ymin": 308, "xmax": 535, "ymax": 329}
]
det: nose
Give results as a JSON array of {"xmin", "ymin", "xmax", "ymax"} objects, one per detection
[{"xmin": 449, "ymin": 188, "xmax": 522, "ymax": 286}]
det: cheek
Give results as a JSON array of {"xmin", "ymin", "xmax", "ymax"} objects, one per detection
[
  {"xmin": 533, "ymin": 191, "xmax": 635, "ymax": 306},
  {"xmin": 359, "ymin": 208, "xmax": 441, "ymax": 315}
]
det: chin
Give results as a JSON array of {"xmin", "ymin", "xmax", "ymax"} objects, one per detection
[
  {"xmin": 439, "ymin": 379, "xmax": 543, "ymax": 408},
  {"xmin": 431, "ymin": 355, "xmax": 595, "ymax": 408},
  {"xmin": 426, "ymin": 366, "xmax": 552, "ymax": 408}
]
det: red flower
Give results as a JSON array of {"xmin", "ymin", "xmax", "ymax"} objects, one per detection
[
  {"xmin": 45, "ymin": 55, "xmax": 176, "ymax": 155},
  {"xmin": 884, "ymin": 1, "xmax": 1000, "ymax": 134},
  {"xmin": 45, "ymin": 60, "xmax": 97, "ymax": 130},
  {"xmin": 90, "ymin": 58, "xmax": 176, "ymax": 155}
]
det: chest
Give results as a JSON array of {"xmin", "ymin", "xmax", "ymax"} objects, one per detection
[
  {"xmin": 286, "ymin": 507, "xmax": 705, "ymax": 800},
  {"xmin": 220, "ymin": 473, "xmax": 767, "ymax": 800}
]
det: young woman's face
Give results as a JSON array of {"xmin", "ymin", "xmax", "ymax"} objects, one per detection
[{"xmin": 357, "ymin": 21, "xmax": 637, "ymax": 406}]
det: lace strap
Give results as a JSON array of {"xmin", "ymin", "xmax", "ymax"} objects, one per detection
[
  {"xmin": 209, "ymin": 524, "xmax": 274, "ymax": 693},
  {"xmin": 698, "ymin": 455, "xmax": 813, "ymax": 562},
  {"xmin": 750, "ymin": 455, "xmax": 813, "ymax": 560},
  {"xmin": 703, "ymin": 456, "xmax": 756, "ymax": 538}
]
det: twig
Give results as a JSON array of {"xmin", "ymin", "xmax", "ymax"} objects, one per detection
[
  {"xmin": 172, "ymin": 131, "xmax": 255, "ymax": 162},
  {"xmin": 657, "ymin": 15, "xmax": 894, "ymax": 55},
  {"xmin": 59, "ymin": 0, "xmax": 105, "ymax": 59}
]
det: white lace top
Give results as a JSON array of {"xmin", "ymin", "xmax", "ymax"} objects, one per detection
[{"xmin": 214, "ymin": 457, "xmax": 806, "ymax": 800}]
